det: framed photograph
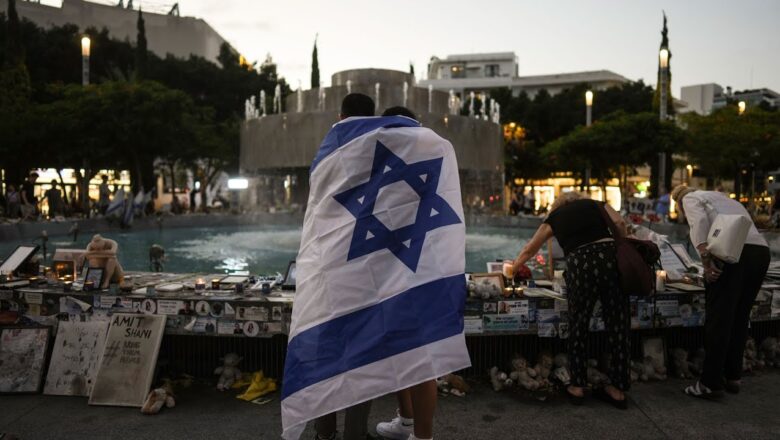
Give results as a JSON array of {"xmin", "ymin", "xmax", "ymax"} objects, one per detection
[
  {"xmin": 0, "ymin": 245, "xmax": 39, "ymax": 276},
  {"xmin": 486, "ymin": 261, "xmax": 504, "ymax": 274},
  {"xmin": 85, "ymin": 267, "xmax": 105, "ymax": 289},
  {"xmin": 642, "ymin": 336, "xmax": 666, "ymax": 367},
  {"xmin": 0, "ymin": 326, "xmax": 51, "ymax": 393},
  {"xmin": 471, "ymin": 273, "xmax": 504, "ymax": 298}
]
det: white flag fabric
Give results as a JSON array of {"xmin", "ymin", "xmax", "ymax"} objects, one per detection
[{"xmin": 281, "ymin": 116, "xmax": 471, "ymax": 439}]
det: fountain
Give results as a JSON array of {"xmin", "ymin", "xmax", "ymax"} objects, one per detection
[
  {"xmin": 297, "ymin": 89, "xmax": 303, "ymax": 113},
  {"xmin": 403, "ymin": 82, "xmax": 409, "ymax": 107},
  {"xmin": 480, "ymin": 94, "xmax": 487, "ymax": 120},
  {"xmin": 375, "ymin": 83, "xmax": 381, "ymax": 110},
  {"xmin": 260, "ymin": 90, "xmax": 267, "ymax": 117},
  {"xmin": 318, "ymin": 87, "xmax": 326, "ymax": 112},
  {"xmin": 346, "ymin": 79, "xmax": 352, "ymax": 94},
  {"xmin": 448, "ymin": 90, "xmax": 457, "ymax": 115},
  {"xmin": 469, "ymin": 91, "xmax": 475, "ymax": 117},
  {"xmin": 273, "ymin": 84, "xmax": 282, "ymax": 114}
]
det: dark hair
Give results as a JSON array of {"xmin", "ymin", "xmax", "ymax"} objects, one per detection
[
  {"xmin": 30, "ymin": 172, "xmax": 39, "ymax": 178},
  {"xmin": 382, "ymin": 106, "xmax": 417, "ymax": 120},
  {"xmin": 340, "ymin": 93, "xmax": 375, "ymax": 118}
]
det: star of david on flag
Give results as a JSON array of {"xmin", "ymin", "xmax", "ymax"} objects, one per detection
[
  {"xmin": 282, "ymin": 116, "xmax": 471, "ymax": 440},
  {"xmin": 333, "ymin": 140, "xmax": 461, "ymax": 272}
]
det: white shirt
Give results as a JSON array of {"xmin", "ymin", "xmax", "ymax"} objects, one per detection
[{"xmin": 681, "ymin": 191, "xmax": 768, "ymax": 250}]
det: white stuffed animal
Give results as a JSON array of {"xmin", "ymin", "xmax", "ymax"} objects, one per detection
[{"xmin": 214, "ymin": 353, "xmax": 242, "ymax": 391}]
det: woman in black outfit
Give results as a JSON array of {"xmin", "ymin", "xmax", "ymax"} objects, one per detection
[{"xmin": 513, "ymin": 192, "xmax": 630, "ymax": 408}]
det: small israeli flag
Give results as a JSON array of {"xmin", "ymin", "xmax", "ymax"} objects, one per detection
[{"xmin": 281, "ymin": 116, "xmax": 471, "ymax": 439}]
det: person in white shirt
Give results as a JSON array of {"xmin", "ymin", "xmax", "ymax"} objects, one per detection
[{"xmin": 671, "ymin": 185, "xmax": 770, "ymax": 399}]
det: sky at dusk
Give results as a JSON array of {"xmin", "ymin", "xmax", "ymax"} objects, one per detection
[{"xmin": 44, "ymin": 0, "xmax": 780, "ymax": 95}]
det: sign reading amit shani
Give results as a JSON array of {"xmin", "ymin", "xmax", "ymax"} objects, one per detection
[{"xmin": 89, "ymin": 313, "xmax": 166, "ymax": 407}]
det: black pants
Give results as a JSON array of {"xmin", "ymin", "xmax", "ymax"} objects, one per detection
[
  {"xmin": 701, "ymin": 244, "xmax": 770, "ymax": 390},
  {"xmin": 314, "ymin": 400, "xmax": 372, "ymax": 440},
  {"xmin": 565, "ymin": 241, "xmax": 630, "ymax": 391}
]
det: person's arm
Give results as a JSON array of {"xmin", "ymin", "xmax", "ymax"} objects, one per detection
[
  {"xmin": 513, "ymin": 223, "xmax": 554, "ymax": 272},
  {"xmin": 21, "ymin": 187, "xmax": 30, "ymax": 205}
]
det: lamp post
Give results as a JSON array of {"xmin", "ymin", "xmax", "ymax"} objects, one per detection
[
  {"xmin": 81, "ymin": 36, "xmax": 91, "ymax": 86},
  {"xmin": 584, "ymin": 90, "xmax": 593, "ymax": 194},
  {"xmin": 658, "ymin": 48, "xmax": 669, "ymax": 195}
]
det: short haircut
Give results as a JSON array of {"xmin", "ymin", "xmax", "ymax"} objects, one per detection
[
  {"xmin": 30, "ymin": 172, "xmax": 39, "ymax": 178},
  {"xmin": 382, "ymin": 106, "xmax": 417, "ymax": 120},
  {"xmin": 340, "ymin": 93, "xmax": 375, "ymax": 118}
]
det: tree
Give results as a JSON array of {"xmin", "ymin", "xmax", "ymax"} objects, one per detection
[
  {"xmin": 682, "ymin": 107, "xmax": 780, "ymax": 197},
  {"xmin": 4, "ymin": 0, "xmax": 21, "ymax": 65},
  {"xmin": 135, "ymin": 8, "xmax": 147, "ymax": 79},
  {"xmin": 409, "ymin": 62, "xmax": 414, "ymax": 76},
  {"xmin": 310, "ymin": 34, "xmax": 319, "ymax": 89}
]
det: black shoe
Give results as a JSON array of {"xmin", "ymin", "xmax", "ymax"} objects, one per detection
[
  {"xmin": 724, "ymin": 381, "xmax": 740, "ymax": 394},
  {"xmin": 566, "ymin": 387, "xmax": 585, "ymax": 406},
  {"xmin": 594, "ymin": 387, "xmax": 628, "ymax": 410}
]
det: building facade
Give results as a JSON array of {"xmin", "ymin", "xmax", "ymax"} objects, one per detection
[
  {"xmin": 422, "ymin": 52, "xmax": 630, "ymax": 99},
  {"xmin": 680, "ymin": 83, "xmax": 779, "ymax": 115},
  {"xmin": 2, "ymin": 0, "xmax": 229, "ymax": 64}
]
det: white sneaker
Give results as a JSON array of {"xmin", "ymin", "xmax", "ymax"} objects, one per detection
[{"xmin": 376, "ymin": 415, "xmax": 413, "ymax": 440}]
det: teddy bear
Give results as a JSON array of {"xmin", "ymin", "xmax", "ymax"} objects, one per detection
[
  {"xmin": 688, "ymin": 348, "xmax": 706, "ymax": 376},
  {"xmin": 467, "ymin": 280, "xmax": 479, "ymax": 298},
  {"xmin": 641, "ymin": 356, "xmax": 667, "ymax": 381},
  {"xmin": 509, "ymin": 355, "xmax": 540, "ymax": 390},
  {"xmin": 85, "ymin": 234, "xmax": 124, "ymax": 288},
  {"xmin": 552, "ymin": 353, "xmax": 571, "ymax": 386},
  {"xmin": 759, "ymin": 337, "xmax": 779, "ymax": 367},
  {"xmin": 438, "ymin": 373, "xmax": 470, "ymax": 397},
  {"xmin": 141, "ymin": 384, "xmax": 175, "ymax": 415},
  {"xmin": 489, "ymin": 366, "xmax": 512, "ymax": 391},
  {"xmin": 671, "ymin": 348, "xmax": 694, "ymax": 379},
  {"xmin": 586, "ymin": 359, "xmax": 610, "ymax": 387},
  {"xmin": 743, "ymin": 338, "xmax": 764, "ymax": 372},
  {"xmin": 214, "ymin": 353, "xmax": 242, "ymax": 391},
  {"xmin": 630, "ymin": 360, "xmax": 644, "ymax": 382},
  {"xmin": 533, "ymin": 353, "xmax": 554, "ymax": 386}
]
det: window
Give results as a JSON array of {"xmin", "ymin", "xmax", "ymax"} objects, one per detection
[
  {"xmin": 450, "ymin": 65, "xmax": 465, "ymax": 78},
  {"xmin": 485, "ymin": 64, "xmax": 500, "ymax": 77}
]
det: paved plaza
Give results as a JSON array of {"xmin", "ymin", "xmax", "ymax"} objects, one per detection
[{"xmin": 1, "ymin": 373, "xmax": 779, "ymax": 439}]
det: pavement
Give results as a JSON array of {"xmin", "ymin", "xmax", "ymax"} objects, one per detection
[{"xmin": 1, "ymin": 372, "xmax": 779, "ymax": 440}]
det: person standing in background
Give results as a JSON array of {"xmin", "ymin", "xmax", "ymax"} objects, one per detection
[
  {"xmin": 20, "ymin": 172, "xmax": 39, "ymax": 220},
  {"xmin": 5, "ymin": 185, "xmax": 20, "ymax": 218},
  {"xmin": 672, "ymin": 185, "xmax": 770, "ymax": 399},
  {"xmin": 98, "ymin": 175, "xmax": 111, "ymax": 215}
]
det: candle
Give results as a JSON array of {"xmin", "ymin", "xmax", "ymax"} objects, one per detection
[
  {"xmin": 63, "ymin": 281, "xmax": 73, "ymax": 292},
  {"xmin": 656, "ymin": 270, "xmax": 666, "ymax": 292},
  {"xmin": 502, "ymin": 260, "xmax": 515, "ymax": 280},
  {"xmin": 211, "ymin": 279, "xmax": 221, "ymax": 290},
  {"xmin": 84, "ymin": 280, "xmax": 95, "ymax": 291},
  {"xmin": 195, "ymin": 278, "xmax": 206, "ymax": 291}
]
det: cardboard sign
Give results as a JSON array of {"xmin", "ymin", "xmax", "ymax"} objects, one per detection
[
  {"xmin": 89, "ymin": 314, "xmax": 166, "ymax": 407},
  {"xmin": 44, "ymin": 320, "xmax": 109, "ymax": 396},
  {"xmin": 0, "ymin": 327, "xmax": 50, "ymax": 393}
]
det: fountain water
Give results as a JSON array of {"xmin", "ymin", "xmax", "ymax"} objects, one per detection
[
  {"xmin": 375, "ymin": 83, "xmax": 381, "ymax": 110},
  {"xmin": 273, "ymin": 84, "xmax": 282, "ymax": 114},
  {"xmin": 428, "ymin": 84, "xmax": 433, "ymax": 113},
  {"xmin": 260, "ymin": 90, "xmax": 267, "ymax": 117},
  {"xmin": 480, "ymin": 94, "xmax": 487, "ymax": 120},
  {"xmin": 469, "ymin": 91, "xmax": 475, "ymax": 117},
  {"xmin": 492, "ymin": 101, "xmax": 501, "ymax": 124},
  {"xmin": 448, "ymin": 90, "xmax": 457, "ymax": 115},
  {"xmin": 318, "ymin": 87, "xmax": 326, "ymax": 112},
  {"xmin": 346, "ymin": 80, "xmax": 352, "ymax": 94},
  {"xmin": 297, "ymin": 89, "xmax": 303, "ymax": 113},
  {"xmin": 403, "ymin": 82, "xmax": 409, "ymax": 107}
]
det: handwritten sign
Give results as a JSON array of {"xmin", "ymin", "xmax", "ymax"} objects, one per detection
[
  {"xmin": 44, "ymin": 320, "xmax": 109, "ymax": 396},
  {"xmin": 0, "ymin": 327, "xmax": 50, "ymax": 393},
  {"xmin": 88, "ymin": 313, "xmax": 166, "ymax": 407}
]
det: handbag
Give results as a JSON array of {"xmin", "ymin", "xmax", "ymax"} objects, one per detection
[
  {"xmin": 598, "ymin": 204, "xmax": 660, "ymax": 296},
  {"xmin": 706, "ymin": 214, "xmax": 751, "ymax": 264}
]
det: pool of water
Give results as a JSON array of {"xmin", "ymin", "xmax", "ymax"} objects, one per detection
[{"xmin": 0, "ymin": 225, "xmax": 534, "ymax": 275}]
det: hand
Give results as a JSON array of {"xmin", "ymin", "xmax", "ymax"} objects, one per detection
[
  {"xmin": 512, "ymin": 257, "xmax": 525, "ymax": 276},
  {"xmin": 703, "ymin": 260, "xmax": 722, "ymax": 283}
]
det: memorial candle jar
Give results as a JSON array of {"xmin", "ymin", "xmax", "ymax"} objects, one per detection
[
  {"xmin": 656, "ymin": 270, "xmax": 667, "ymax": 292},
  {"xmin": 211, "ymin": 279, "xmax": 221, "ymax": 290},
  {"xmin": 195, "ymin": 278, "xmax": 206, "ymax": 292}
]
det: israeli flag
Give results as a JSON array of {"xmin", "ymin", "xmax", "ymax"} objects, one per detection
[{"xmin": 281, "ymin": 116, "xmax": 471, "ymax": 439}]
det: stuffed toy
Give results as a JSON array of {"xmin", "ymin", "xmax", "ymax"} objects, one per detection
[
  {"xmin": 236, "ymin": 371, "xmax": 277, "ymax": 401},
  {"xmin": 552, "ymin": 353, "xmax": 571, "ymax": 386},
  {"xmin": 437, "ymin": 374, "xmax": 469, "ymax": 397},
  {"xmin": 671, "ymin": 348, "xmax": 694, "ymax": 379},
  {"xmin": 641, "ymin": 356, "xmax": 667, "ymax": 381},
  {"xmin": 586, "ymin": 359, "xmax": 609, "ymax": 387},
  {"xmin": 630, "ymin": 360, "xmax": 644, "ymax": 382},
  {"xmin": 533, "ymin": 353, "xmax": 554, "ymax": 386},
  {"xmin": 85, "ymin": 234, "xmax": 124, "ymax": 288},
  {"xmin": 489, "ymin": 366, "xmax": 512, "ymax": 391},
  {"xmin": 141, "ymin": 384, "xmax": 175, "ymax": 415},
  {"xmin": 509, "ymin": 355, "xmax": 540, "ymax": 391},
  {"xmin": 467, "ymin": 280, "xmax": 479, "ymax": 298},
  {"xmin": 689, "ymin": 348, "xmax": 706, "ymax": 376},
  {"xmin": 743, "ymin": 338, "xmax": 764, "ymax": 372},
  {"xmin": 214, "ymin": 353, "xmax": 242, "ymax": 391},
  {"xmin": 760, "ymin": 337, "xmax": 779, "ymax": 367}
]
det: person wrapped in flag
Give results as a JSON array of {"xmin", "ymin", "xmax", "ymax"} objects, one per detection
[{"xmin": 282, "ymin": 95, "xmax": 471, "ymax": 440}]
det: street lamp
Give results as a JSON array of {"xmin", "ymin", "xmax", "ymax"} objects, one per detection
[
  {"xmin": 584, "ymin": 90, "xmax": 594, "ymax": 194},
  {"xmin": 738, "ymin": 101, "xmax": 746, "ymax": 115},
  {"xmin": 658, "ymin": 48, "xmax": 670, "ymax": 195},
  {"xmin": 81, "ymin": 36, "xmax": 91, "ymax": 86}
]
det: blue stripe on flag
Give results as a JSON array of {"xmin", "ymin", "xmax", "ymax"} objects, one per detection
[
  {"xmin": 282, "ymin": 273, "xmax": 466, "ymax": 399},
  {"xmin": 310, "ymin": 116, "xmax": 421, "ymax": 174}
]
